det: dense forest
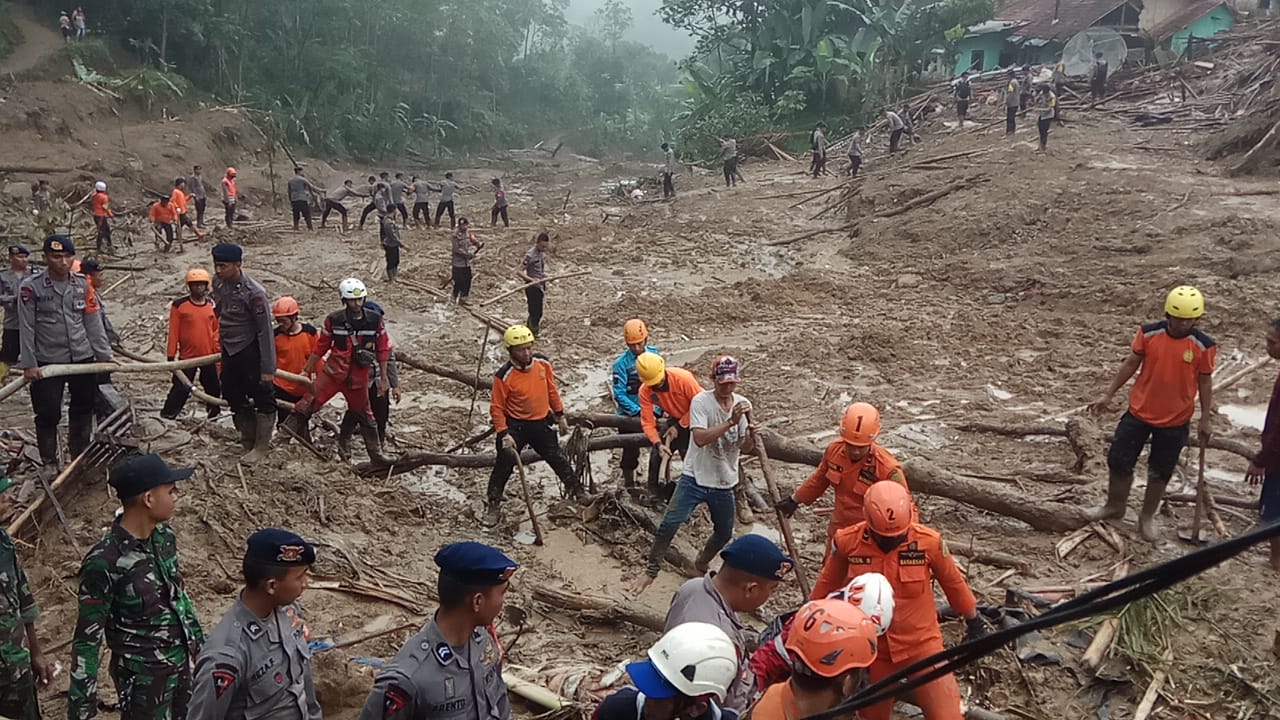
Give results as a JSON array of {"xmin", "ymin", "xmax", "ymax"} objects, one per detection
[{"xmin": 26, "ymin": 0, "xmax": 992, "ymax": 159}]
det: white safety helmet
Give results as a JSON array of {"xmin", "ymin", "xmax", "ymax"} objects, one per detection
[
  {"xmin": 627, "ymin": 622, "xmax": 738, "ymax": 702},
  {"xmin": 829, "ymin": 572, "xmax": 895, "ymax": 636},
  {"xmin": 95, "ymin": 181, "xmax": 107, "ymax": 192},
  {"xmin": 338, "ymin": 277, "xmax": 367, "ymax": 300}
]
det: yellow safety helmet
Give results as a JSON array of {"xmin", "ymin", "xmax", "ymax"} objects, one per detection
[
  {"xmin": 503, "ymin": 325, "xmax": 535, "ymax": 348},
  {"xmin": 636, "ymin": 352, "xmax": 666, "ymax": 387},
  {"xmin": 1164, "ymin": 286, "xmax": 1204, "ymax": 319},
  {"xmin": 624, "ymin": 318, "xmax": 649, "ymax": 345}
]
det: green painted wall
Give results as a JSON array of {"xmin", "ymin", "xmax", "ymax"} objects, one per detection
[
  {"xmin": 1171, "ymin": 6, "xmax": 1234, "ymax": 53},
  {"xmin": 955, "ymin": 34, "xmax": 1006, "ymax": 75}
]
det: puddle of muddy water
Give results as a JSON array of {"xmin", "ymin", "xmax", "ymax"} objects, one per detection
[
  {"xmin": 1221, "ymin": 403, "xmax": 1267, "ymax": 432},
  {"xmin": 401, "ymin": 467, "xmax": 470, "ymax": 503}
]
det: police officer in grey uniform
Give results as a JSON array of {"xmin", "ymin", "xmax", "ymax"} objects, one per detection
[
  {"xmin": 189, "ymin": 529, "xmax": 319, "ymax": 720},
  {"xmin": 190, "ymin": 165, "xmax": 209, "ymax": 228},
  {"xmin": 288, "ymin": 167, "xmax": 320, "ymax": 232},
  {"xmin": 357, "ymin": 542, "xmax": 516, "ymax": 720},
  {"xmin": 211, "ymin": 243, "xmax": 277, "ymax": 463},
  {"xmin": 0, "ymin": 244, "xmax": 35, "ymax": 378},
  {"xmin": 79, "ymin": 258, "xmax": 130, "ymax": 425},
  {"xmin": 18, "ymin": 235, "xmax": 112, "ymax": 473}
]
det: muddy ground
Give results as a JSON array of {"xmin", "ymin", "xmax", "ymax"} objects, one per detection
[{"xmin": 2, "ymin": 15, "xmax": 1280, "ymax": 719}]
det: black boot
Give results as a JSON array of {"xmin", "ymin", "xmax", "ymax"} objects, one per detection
[
  {"xmin": 336, "ymin": 412, "xmax": 360, "ymax": 461},
  {"xmin": 68, "ymin": 415, "xmax": 93, "ymax": 459},
  {"xmin": 232, "ymin": 411, "xmax": 255, "ymax": 451},
  {"xmin": 359, "ymin": 422, "xmax": 393, "ymax": 465},
  {"xmin": 280, "ymin": 411, "xmax": 313, "ymax": 446},
  {"xmin": 35, "ymin": 427, "xmax": 59, "ymax": 467}
]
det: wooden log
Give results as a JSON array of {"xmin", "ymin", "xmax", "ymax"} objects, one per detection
[
  {"xmin": 959, "ymin": 421, "xmax": 1259, "ymax": 462},
  {"xmin": 747, "ymin": 414, "xmax": 811, "ymax": 598},
  {"xmin": 948, "ymin": 545, "xmax": 1032, "ymax": 571},
  {"xmin": 875, "ymin": 177, "xmax": 980, "ymax": 219},
  {"xmin": 1227, "ymin": 119, "xmax": 1280, "ymax": 177},
  {"xmin": 395, "ymin": 351, "xmax": 493, "ymax": 390},
  {"xmin": 479, "ymin": 270, "xmax": 591, "ymax": 307},
  {"xmin": 767, "ymin": 221, "xmax": 858, "ymax": 247},
  {"xmin": 1082, "ymin": 617, "xmax": 1119, "ymax": 671},
  {"xmin": 530, "ymin": 584, "xmax": 666, "ymax": 632},
  {"xmin": 1163, "ymin": 492, "xmax": 1256, "ymax": 510},
  {"xmin": 353, "ymin": 433, "xmax": 651, "ymax": 476},
  {"xmin": 7, "ymin": 448, "xmax": 93, "ymax": 537}
]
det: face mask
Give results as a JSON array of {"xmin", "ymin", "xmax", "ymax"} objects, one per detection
[{"xmin": 873, "ymin": 531, "xmax": 907, "ymax": 553}]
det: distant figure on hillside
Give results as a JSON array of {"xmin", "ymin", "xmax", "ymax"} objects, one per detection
[
  {"xmin": 719, "ymin": 137, "xmax": 738, "ymax": 187},
  {"xmin": 1091, "ymin": 51, "xmax": 1109, "ymax": 99},
  {"xmin": 885, "ymin": 109, "xmax": 906, "ymax": 153},
  {"xmin": 58, "ymin": 12, "xmax": 72, "ymax": 42},
  {"xmin": 221, "ymin": 166, "xmax": 238, "ymax": 228},
  {"xmin": 1036, "ymin": 85, "xmax": 1057, "ymax": 151},
  {"xmin": 287, "ymin": 165, "xmax": 320, "ymax": 231},
  {"xmin": 847, "ymin": 128, "xmax": 863, "ymax": 177},
  {"xmin": 661, "ymin": 142, "xmax": 677, "ymax": 198},
  {"xmin": 435, "ymin": 171, "xmax": 458, "ymax": 228},
  {"xmin": 1003, "ymin": 69, "xmax": 1020, "ymax": 135},
  {"xmin": 491, "ymin": 177, "xmax": 509, "ymax": 227},
  {"xmin": 811, "ymin": 122, "xmax": 828, "ymax": 178},
  {"xmin": 31, "ymin": 180, "xmax": 51, "ymax": 214},
  {"xmin": 189, "ymin": 165, "xmax": 208, "ymax": 227},
  {"xmin": 72, "ymin": 7, "xmax": 85, "ymax": 40},
  {"xmin": 954, "ymin": 71, "xmax": 972, "ymax": 122}
]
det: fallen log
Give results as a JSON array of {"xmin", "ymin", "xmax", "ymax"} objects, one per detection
[
  {"xmin": 948, "ymin": 544, "xmax": 1032, "ymax": 572},
  {"xmin": 1227, "ymin": 118, "xmax": 1280, "ymax": 177},
  {"xmin": 875, "ymin": 177, "xmax": 983, "ymax": 219},
  {"xmin": 353, "ymin": 433, "xmax": 651, "ymax": 476},
  {"xmin": 395, "ymin": 351, "xmax": 493, "ymax": 390},
  {"xmin": 959, "ymin": 421, "xmax": 1259, "ymax": 462},
  {"xmin": 767, "ymin": 221, "xmax": 858, "ymax": 247},
  {"xmin": 530, "ymin": 584, "xmax": 666, "ymax": 632}
]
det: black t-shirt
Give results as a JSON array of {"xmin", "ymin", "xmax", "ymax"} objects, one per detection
[{"xmin": 593, "ymin": 688, "xmax": 738, "ymax": 720}]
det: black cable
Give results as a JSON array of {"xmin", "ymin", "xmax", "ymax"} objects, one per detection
[{"xmin": 801, "ymin": 520, "xmax": 1280, "ymax": 719}]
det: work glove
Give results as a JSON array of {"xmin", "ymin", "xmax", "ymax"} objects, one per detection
[
  {"xmin": 776, "ymin": 496, "xmax": 800, "ymax": 518},
  {"xmin": 964, "ymin": 616, "xmax": 990, "ymax": 643},
  {"xmin": 557, "ymin": 415, "xmax": 570, "ymax": 436}
]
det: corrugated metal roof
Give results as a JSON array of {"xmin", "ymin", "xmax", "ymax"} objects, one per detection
[
  {"xmin": 1146, "ymin": 0, "xmax": 1230, "ymax": 40},
  {"xmin": 993, "ymin": 0, "xmax": 1139, "ymax": 42}
]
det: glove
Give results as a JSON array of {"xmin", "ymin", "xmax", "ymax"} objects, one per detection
[
  {"xmin": 964, "ymin": 616, "xmax": 990, "ymax": 643},
  {"xmin": 776, "ymin": 496, "xmax": 800, "ymax": 518},
  {"xmin": 557, "ymin": 415, "xmax": 570, "ymax": 435}
]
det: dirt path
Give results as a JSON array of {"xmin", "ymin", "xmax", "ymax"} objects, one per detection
[{"xmin": 0, "ymin": 5, "xmax": 64, "ymax": 76}]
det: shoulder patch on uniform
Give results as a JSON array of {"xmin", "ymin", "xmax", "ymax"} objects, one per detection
[
  {"xmin": 434, "ymin": 642, "xmax": 454, "ymax": 664},
  {"xmin": 172, "ymin": 297, "xmax": 190, "ymax": 309},
  {"xmin": 383, "ymin": 684, "xmax": 411, "ymax": 718},
  {"xmin": 495, "ymin": 361, "xmax": 514, "ymax": 380},
  {"xmin": 1141, "ymin": 320, "xmax": 1169, "ymax": 337},
  {"xmin": 302, "ymin": 323, "xmax": 319, "ymax": 335},
  {"xmin": 243, "ymin": 621, "xmax": 265, "ymax": 640},
  {"xmin": 213, "ymin": 663, "xmax": 238, "ymax": 698},
  {"xmin": 1190, "ymin": 328, "xmax": 1216, "ymax": 350},
  {"xmin": 251, "ymin": 295, "xmax": 267, "ymax": 315}
]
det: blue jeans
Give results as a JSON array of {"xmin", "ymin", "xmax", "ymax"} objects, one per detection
[{"xmin": 646, "ymin": 474, "xmax": 736, "ymax": 577}]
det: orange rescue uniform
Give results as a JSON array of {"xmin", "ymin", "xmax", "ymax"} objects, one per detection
[
  {"xmin": 491, "ymin": 354, "xmax": 563, "ymax": 433},
  {"xmin": 795, "ymin": 441, "xmax": 907, "ymax": 538},
  {"xmin": 639, "ymin": 365, "xmax": 704, "ymax": 444},
  {"xmin": 166, "ymin": 297, "xmax": 219, "ymax": 360},
  {"xmin": 748, "ymin": 680, "xmax": 798, "ymax": 720},
  {"xmin": 274, "ymin": 324, "xmax": 321, "ymax": 397},
  {"xmin": 91, "ymin": 191, "xmax": 112, "ymax": 218},
  {"xmin": 1127, "ymin": 322, "xmax": 1216, "ymax": 428},
  {"xmin": 812, "ymin": 522, "xmax": 976, "ymax": 720},
  {"xmin": 170, "ymin": 188, "xmax": 191, "ymax": 215},
  {"xmin": 149, "ymin": 201, "xmax": 178, "ymax": 225}
]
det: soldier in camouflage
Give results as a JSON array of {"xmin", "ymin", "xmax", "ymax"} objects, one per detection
[
  {"xmin": 0, "ymin": 476, "xmax": 53, "ymax": 720},
  {"xmin": 68, "ymin": 454, "xmax": 205, "ymax": 720}
]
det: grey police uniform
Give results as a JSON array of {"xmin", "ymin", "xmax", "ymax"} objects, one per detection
[
  {"xmin": 189, "ymin": 600, "xmax": 321, "ymax": 720},
  {"xmin": 212, "ymin": 272, "xmax": 276, "ymax": 415},
  {"xmin": 664, "ymin": 575, "xmax": 753, "ymax": 713},
  {"xmin": 357, "ymin": 621, "xmax": 510, "ymax": 720},
  {"xmin": 0, "ymin": 266, "xmax": 35, "ymax": 363}
]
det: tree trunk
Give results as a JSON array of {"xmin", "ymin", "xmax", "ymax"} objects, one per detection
[{"xmin": 530, "ymin": 584, "xmax": 666, "ymax": 632}]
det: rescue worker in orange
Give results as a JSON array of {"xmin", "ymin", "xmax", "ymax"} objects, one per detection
[
  {"xmin": 484, "ymin": 325, "xmax": 584, "ymax": 526},
  {"xmin": 280, "ymin": 278, "xmax": 392, "ymax": 464},
  {"xmin": 777, "ymin": 402, "xmax": 907, "ymax": 546},
  {"xmin": 221, "ymin": 167, "xmax": 238, "ymax": 228},
  {"xmin": 91, "ymin": 181, "xmax": 113, "ymax": 253},
  {"xmin": 271, "ymin": 296, "xmax": 321, "ymax": 424},
  {"xmin": 160, "ymin": 268, "xmax": 221, "ymax": 419},
  {"xmin": 170, "ymin": 177, "xmax": 204, "ymax": 243},
  {"xmin": 812, "ymin": 481, "xmax": 987, "ymax": 720},
  {"xmin": 637, "ymin": 351, "xmax": 705, "ymax": 469},
  {"xmin": 149, "ymin": 195, "xmax": 179, "ymax": 251},
  {"xmin": 1088, "ymin": 285, "xmax": 1215, "ymax": 540}
]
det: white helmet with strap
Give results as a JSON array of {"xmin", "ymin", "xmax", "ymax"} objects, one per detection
[
  {"xmin": 637, "ymin": 622, "xmax": 738, "ymax": 701},
  {"xmin": 338, "ymin": 277, "xmax": 367, "ymax": 300}
]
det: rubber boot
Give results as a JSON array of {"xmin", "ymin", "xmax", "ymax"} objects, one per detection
[
  {"xmin": 621, "ymin": 468, "xmax": 636, "ymax": 487},
  {"xmin": 240, "ymin": 412, "xmax": 275, "ymax": 464},
  {"xmin": 1138, "ymin": 475, "xmax": 1169, "ymax": 541},
  {"xmin": 280, "ymin": 411, "xmax": 313, "ymax": 446},
  {"xmin": 68, "ymin": 415, "xmax": 93, "ymax": 459},
  {"xmin": 336, "ymin": 412, "xmax": 359, "ymax": 461},
  {"xmin": 1089, "ymin": 473, "xmax": 1132, "ymax": 521},
  {"xmin": 482, "ymin": 500, "xmax": 503, "ymax": 527},
  {"xmin": 232, "ymin": 411, "xmax": 255, "ymax": 451},
  {"xmin": 360, "ymin": 423, "xmax": 394, "ymax": 465}
]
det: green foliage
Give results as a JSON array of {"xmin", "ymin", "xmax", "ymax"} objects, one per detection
[{"xmin": 0, "ymin": 3, "xmax": 17, "ymax": 60}]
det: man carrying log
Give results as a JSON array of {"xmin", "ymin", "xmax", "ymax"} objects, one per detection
[
  {"xmin": 1089, "ymin": 286, "xmax": 1215, "ymax": 540},
  {"xmin": 613, "ymin": 319, "xmax": 662, "ymax": 496},
  {"xmin": 662, "ymin": 534, "xmax": 792, "ymax": 714},
  {"xmin": 357, "ymin": 542, "xmax": 516, "ymax": 720},
  {"xmin": 211, "ymin": 243, "xmax": 277, "ymax": 463},
  {"xmin": 161, "ymin": 268, "xmax": 221, "ymax": 420},
  {"xmin": 1245, "ymin": 318, "xmax": 1280, "ymax": 570},
  {"xmin": 776, "ymin": 402, "xmax": 908, "ymax": 553},
  {"xmin": 593, "ymin": 622, "xmax": 738, "ymax": 720},
  {"xmin": 637, "ymin": 352, "xmax": 704, "ymax": 495},
  {"xmin": 812, "ymin": 481, "xmax": 986, "ymax": 720},
  {"xmin": 280, "ymin": 278, "xmax": 393, "ymax": 464},
  {"xmin": 484, "ymin": 325, "xmax": 584, "ymax": 526},
  {"xmin": 634, "ymin": 356, "xmax": 754, "ymax": 593},
  {"xmin": 18, "ymin": 235, "xmax": 112, "ymax": 488}
]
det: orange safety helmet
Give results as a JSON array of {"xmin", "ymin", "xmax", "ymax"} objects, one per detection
[
  {"xmin": 864, "ymin": 481, "xmax": 912, "ymax": 536},
  {"xmin": 624, "ymin": 318, "xmax": 649, "ymax": 345},
  {"xmin": 184, "ymin": 268, "xmax": 211, "ymax": 285},
  {"xmin": 226, "ymin": 167, "xmax": 237, "ymax": 177},
  {"xmin": 272, "ymin": 296, "xmax": 300, "ymax": 318},
  {"xmin": 785, "ymin": 599, "xmax": 879, "ymax": 677},
  {"xmin": 839, "ymin": 402, "xmax": 881, "ymax": 447}
]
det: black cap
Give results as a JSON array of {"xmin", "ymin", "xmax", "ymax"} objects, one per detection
[
  {"xmin": 211, "ymin": 242, "xmax": 243, "ymax": 262},
  {"xmin": 43, "ymin": 234, "xmax": 75, "ymax": 255},
  {"xmin": 80, "ymin": 258, "xmax": 103, "ymax": 273},
  {"xmin": 434, "ymin": 541, "xmax": 518, "ymax": 586},
  {"xmin": 245, "ymin": 528, "xmax": 317, "ymax": 566},
  {"xmin": 108, "ymin": 453, "xmax": 194, "ymax": 500},
  {"xmin": 8, "ymin": 245, "xmax": 29, "ymax": 256}
]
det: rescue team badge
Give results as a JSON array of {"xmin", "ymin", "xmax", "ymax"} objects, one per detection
[
  {"xmin": 383, "ymin": 685, "xmax": 410, "ymax": 718},
  {"xmin": 213, "ymin": 663, "xmax": 238, "ymax": 698},
  {"xmin": 278, "ymin": 545, "xmax": 304, "ymax": 562}
]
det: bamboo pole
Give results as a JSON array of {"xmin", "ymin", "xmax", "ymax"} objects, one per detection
[
  {"xmin": 746, "ymin": 412, "xmax": 811, "ymax": 598},
  {"xmin": 512, "ymin": 450, "xmax": 544, "ymax": 546},
  {"xmin": 7, "ymin": 449, "xmax": 92, "ymax": 537},
  {"xmin": 479, "ymin": 270, "xmax": 590, "ymax": 307}
]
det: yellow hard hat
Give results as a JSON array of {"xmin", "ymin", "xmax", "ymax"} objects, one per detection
[
  {"xmin": 503, "ymin": 325, "xmax": 535, "ymax": 348},
  {"xmin": 1164, "ymin": 286, "xmax": 1204, "ymax": 319},
  {"xmin": 624, "ymin": 318, "xmax": 648, "ymax": 345},
  {"xmin": 636, "ymin": 352, "xmax": 666, "ymax": 387}
]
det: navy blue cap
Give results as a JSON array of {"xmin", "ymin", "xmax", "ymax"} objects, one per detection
[
  {"xmin": 434, "ymin": 541, "xmax": 518, "ymax": 586},
  {"xmin": 245, "ymin": 528, "xmax": 317, "ymax": 566},
  {"xmin": 211, "ymin": 242, "xmax": 243, "ymax": 262},
  {"xmin": 108, "ymin": 453, "xmax": 193, "ymax": 500},
  {"xmin": 80, "ymin": 258, "xmax": 103, "ymax": 274},
  {"xmin": 719, "ymin": 534, "xmax": 794, "ymax": 581},
  {"xmin": 364, "ymin": 300, "xmax": 384, "ymax": 317},
  {"xmin": 8, "ymin": 245, "xmax": 29, "ymax": 256},
  {"xmin": 43, "ymin": 234, "xmax": 74, "ymax": 255},
  {"xmin": 626, "ymin": 659, "xmax": 681, "ymax": 699}
]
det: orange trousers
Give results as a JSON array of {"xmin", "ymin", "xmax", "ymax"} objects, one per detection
[{"xmin": 860, "ymin": 649, "xmax": 963, "ymax": 720}]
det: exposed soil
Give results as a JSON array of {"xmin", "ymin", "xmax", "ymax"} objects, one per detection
[{"xmin": 2, "ymin": 25, "xmax": 1280, "ymax": 720}]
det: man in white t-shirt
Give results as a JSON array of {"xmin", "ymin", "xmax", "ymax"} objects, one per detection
[{"xmin": 632, "ymin": 356, "xmax": 755, "ymax": 595}]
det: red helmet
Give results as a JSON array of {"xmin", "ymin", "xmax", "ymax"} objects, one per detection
[
  {"xmin": 785, "ymin": 599, "xmax": 879, "ymax": 676},
  {"xmin": 864, "ymin": 481, "xmax": 912, "ymax": 536}
]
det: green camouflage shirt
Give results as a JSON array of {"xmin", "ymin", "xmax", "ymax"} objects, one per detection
[
  {"xmin": 0, "ymin": 529, "xmax": 38, "ymax": 684},
  {"xmin": 67, "ymin": 520, "xmax": 204, "ymax": 720}
]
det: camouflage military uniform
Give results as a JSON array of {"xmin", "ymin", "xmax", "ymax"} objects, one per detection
[
  {"xmin": 0, "ymin": 528, "xmax": 39, "ymax": 720},
  {"xmin": 68, "ymin": 520, "xmax": 204, "ymax": 720}
]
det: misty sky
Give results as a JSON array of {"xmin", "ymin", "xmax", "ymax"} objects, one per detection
[{"xmin": 565, "ymin": 0, "xmax": 696, "ymax": 58}]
